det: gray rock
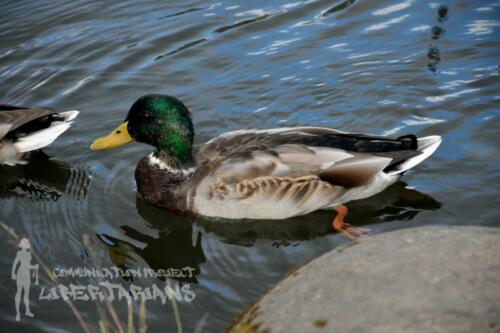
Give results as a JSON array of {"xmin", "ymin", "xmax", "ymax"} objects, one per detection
[{"xmin": 225, "ymin": 226, "xmax": 500, "ymax": 333}]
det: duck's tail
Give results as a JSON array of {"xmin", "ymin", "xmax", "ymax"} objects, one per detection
[
  {"xmin": 13, "ymin": 110, "xmax": 79, "ymax": 153},
  {"xmin": 386, "ymin": 135, "xmax": 442, "ymax": 175}
]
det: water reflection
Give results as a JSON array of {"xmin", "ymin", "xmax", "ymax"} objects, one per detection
[
  {"xmin": 101, "ymin": 181, "xmax": 441, "ymax": 259},
  {"xmin": 0, "ymin": 151, "xmax": 89, "ymax": 201},
  {"xmin": 437, "ymin": 5, "xmax": 449, "ymax": 23},
  {"xmin": 428, "ymin": 5, "xmax": 449, "ymax": 72},
  {"xmin": 97, "ymin": 197, "xmax": 206, "ymax": 283},
  {"xmin": 348, "ymin": 181, "xmax": 441, "ymax": 222},
  {"xmin": 321, "ymin": 0, "xmax": 356, "ymax": 17}
]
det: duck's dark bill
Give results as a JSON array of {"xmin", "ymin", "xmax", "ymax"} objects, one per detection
[{"xmin": 90, "ymin": 121, "xmax": 133, "ymax": 150}]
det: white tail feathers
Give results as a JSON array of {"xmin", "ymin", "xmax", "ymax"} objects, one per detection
[
  {"xmin": 59, "ymin": 110, "xmax": 79, "ymax": 122},
  {"xmin": 13, "ymin": 110, "xmax": 79, "ymax": 153},
  {"xmin": 387, "ymin": 135, "xmax": 442, "ymax": 175}
]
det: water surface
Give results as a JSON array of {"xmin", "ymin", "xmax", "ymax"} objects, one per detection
[{"xmin": 0, "ymin": 0, "xmax": 499, "ymax": 331}]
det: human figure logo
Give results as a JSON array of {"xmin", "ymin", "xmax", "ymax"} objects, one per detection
[{"xmin": 11, "ymin": 238, "xmax": 39, "ymax": 321}]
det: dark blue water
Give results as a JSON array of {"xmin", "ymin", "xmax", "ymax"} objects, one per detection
[{"xmin": 0, "ymin": 1, "xmax": 499, "ymax": 332}]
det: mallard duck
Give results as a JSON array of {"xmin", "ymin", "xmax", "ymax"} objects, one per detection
[
  {"xmin": 0, "ymin": 105, "xmax": 78, "ymax": 166},
  {"xmin": 90, "ymin": 94, "xmax": 441, "ymax": 239}
]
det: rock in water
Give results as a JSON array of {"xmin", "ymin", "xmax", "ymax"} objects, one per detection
[{"xmin": 225, "ymin": 226, "xmax": 500, "ymax": 333}]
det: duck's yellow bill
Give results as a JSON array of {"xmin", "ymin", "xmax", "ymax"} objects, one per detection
[{"xmin": 90, "ymin": 121, "xmax": 133, "ymax": 150}]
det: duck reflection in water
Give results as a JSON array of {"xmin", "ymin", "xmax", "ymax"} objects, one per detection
[
  {"xmin": 97, "ymin": 196, "xmax": 206, "ymax": 284},
  {"xmin": 0, "ymin": 151, "xmax": 90, "ymax": 201}
]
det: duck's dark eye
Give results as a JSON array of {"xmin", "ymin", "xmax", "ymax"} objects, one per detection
[{"xmin": 116, "ymin": 130, "xmax": 121, "ymax": 134}]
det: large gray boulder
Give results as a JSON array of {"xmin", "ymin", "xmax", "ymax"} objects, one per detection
[{"xmin": 225, "ymin": 226, "xmax": 500, "ymax": 333}]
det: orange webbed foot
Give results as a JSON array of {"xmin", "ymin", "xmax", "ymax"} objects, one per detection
[{"xmin": 332, "ymin": 205, "xmax": 370, "ymax": 240}]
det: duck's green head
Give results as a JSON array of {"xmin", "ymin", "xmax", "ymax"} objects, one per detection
[{"xmin": 90, "ymin": 94, "xmax": 194, "ymax": 165}]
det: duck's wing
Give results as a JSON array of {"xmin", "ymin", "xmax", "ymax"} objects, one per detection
[
  {"xmin": 200, "ymin": 144, "xmax": 393, "ymax": 188},
  {"xmin": 0, "ymin": 106, "xmax": 57, "ymax": 139},
  {"xmin": 198, "ymin": 127, "xmax": 418, "ymax": 158},
  {"xmin": 197, "ymin": 127, "xmax": 422, "ymax": 185}
]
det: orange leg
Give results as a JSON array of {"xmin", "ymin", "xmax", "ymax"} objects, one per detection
[{"xmin": 332, "ymin": 205, "xmax": 370, "ymax": 240}]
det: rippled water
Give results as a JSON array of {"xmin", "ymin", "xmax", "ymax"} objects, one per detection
[{"xmin": 1, "ymin": 0, "xmax": 499, "ymax": 331}]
